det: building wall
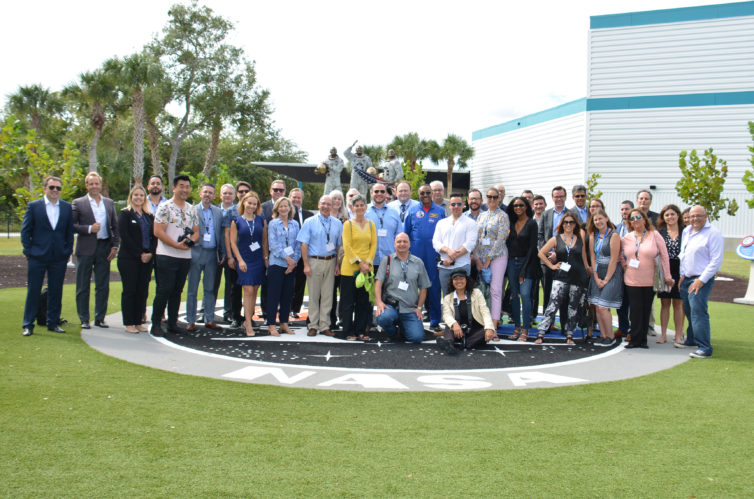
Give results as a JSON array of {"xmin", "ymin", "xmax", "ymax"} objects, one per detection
[
  {"xmin": 589, "ymin": 15, "xmax": 754, "ymax": 98},
  {"xmin": 471, "ymin": 112, "xmax": 586, "ymax": 205}
]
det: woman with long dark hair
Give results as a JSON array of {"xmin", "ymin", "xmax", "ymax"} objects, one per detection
[
  {"xmin": 505, "ymin": 197, "xmax": 538, "ymax": 342},
  {"xmin": 534, "ymin": 212, "xmax": 589, "ymax": 345},
  {"xmin": 437, "ymin": 268, "xmax": 497, "ymax": 354},
  {"xmin": 656, "ymin": 204, "xmax": 685, "ymax": 344}
]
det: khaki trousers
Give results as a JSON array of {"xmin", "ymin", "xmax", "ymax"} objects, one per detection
[{"xmin": 307, "ymin": 257, "xmax": 336, "ymax": 332}]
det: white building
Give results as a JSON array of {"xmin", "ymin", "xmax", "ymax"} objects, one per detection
[{"xmin": 472, "ymin": 1, "xmax": 754, "ymax": 238}]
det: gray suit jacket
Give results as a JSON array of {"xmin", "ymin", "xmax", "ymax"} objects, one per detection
[
  {"xmin": 72, "ymin": 195, "xmax": 119, "ymax": 256},
  {"xmin": 192, "ymin": 204, "xmax": 226, "ymax": 261}
]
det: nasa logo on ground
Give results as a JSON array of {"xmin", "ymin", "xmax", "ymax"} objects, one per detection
[{"xmin": 83, "ymin": 306, "xmax": 690, "ymax": 392}]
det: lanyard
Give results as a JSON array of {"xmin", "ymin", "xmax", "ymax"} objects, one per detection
[
  {"xmin": 634, "ymin": 230, "xmax": 646, "ymax": 258},
  {"xmin": 372, "ymin": 206, "xmax": 384, "ymax": 228},
  {"xmin": 399, "ymin": 257, "xmax": 408, "ymax": 281},
  {"xmin": 244, "ymin": 216, "xmax": 256, "ymax": 243},
  {"xmin": 281, "ymin": 222, "xmax": 289, "ymax": 247},
  {"xmin": 562, "ymin": 234, "xmax": 575, "ymax": 259},
  {"xmin": 594, "ymin": 229, "xmax": 608, "ymax": 256},
  {"xmin": 203, "ymin": 209, "xmax": 213, "ymax": 233},
  {"xmin": 319, "ymin": 215, "xmax": 331, "ymax": 243}
]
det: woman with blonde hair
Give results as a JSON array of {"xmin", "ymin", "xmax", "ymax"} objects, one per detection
[
  {"xmin": 230, "ymin": 191, "xmax": 268, "ymax": 336},
  {"xmin": 117, "ymin": 185, "xmax": 157, "ymax": 333},
  {"xmin": 586, "ymin": 208, "xmax": 622, "ymax": 346},
  {"xmin": 266, "ymin": 197, "xmax": 301, "ymax": 336}
]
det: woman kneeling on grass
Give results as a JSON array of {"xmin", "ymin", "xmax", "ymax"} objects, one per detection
[
  {"xmin": 534, "ymin": 212, "xmax": 589, "ymax": 345},
  {"xmin": 436, "ymin": 268, "xmax": 497, "ymax": 355},
  {"xmin": 586, "ymin": 209, "xmax": 622, "ymax": 346}
]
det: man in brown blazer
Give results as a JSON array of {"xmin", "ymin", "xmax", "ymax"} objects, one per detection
[{"xmin": 72, "ymin": 172, "xmax": 119, "ymax": 328}]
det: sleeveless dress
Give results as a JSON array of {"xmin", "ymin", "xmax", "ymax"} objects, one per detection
[
  {"xmin": 235, "ymin": 214, "xmax": 266, "ymax": 286},
  {"xmin": 587, "ymin": 229, "xmax": 623, "ymax": 308},
  {"xmin": 657, "ymin": 227, "xmax": 682, "ymax": 299}
]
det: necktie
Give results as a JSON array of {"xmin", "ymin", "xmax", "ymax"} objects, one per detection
[{"xmin": 400, "ymin": 203, "xmax": 407, "ymax": 222}]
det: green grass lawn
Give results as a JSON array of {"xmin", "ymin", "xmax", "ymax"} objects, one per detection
[{"xmin": 2, "ymin": 277, "xmax": 754, "ymax": 497}]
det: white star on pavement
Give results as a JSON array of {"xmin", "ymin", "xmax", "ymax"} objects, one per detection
[
  {"xmin": 309, "ymin": 350, "xmax": 349, "ymax": 362},
  {"xmin": 491, "ymin": 346, "xmax": 519, "ymax": 357}
]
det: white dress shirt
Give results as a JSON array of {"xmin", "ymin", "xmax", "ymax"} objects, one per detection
[
  {"xmin": 44, "ymin": 195, "xmax": 59, "ymax": 229},
  {"xmin": 432, "ymin": 214, "xmax": 478, "ymax": 269},
  {"xmin": 88, "ymin": 194, "xmax": 109, "ymax": 239}
]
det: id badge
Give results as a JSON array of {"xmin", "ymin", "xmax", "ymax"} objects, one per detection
[
  {"xmin": 398, "ymin": 281, "xmax": 409, "ymax": 291},
  {"xmin": 629, "ymin": 259, "xmax": 640, "ymax": 269},
  {"xmin": 284, "ymin": 246, "xmax": 294, "ymax": 256},
  {"xmin": 377, "ymin": 228, "xmax": 388, "ymax": 237},
  {"xmin": 250, "ymin": 242, "xmax": 260, "ymax": 252},
  {"xmin": 326, "ymin": 242, "xmax": 335, "ymax": 252},
  {"xmin": 559, "ymin": 262, "xmax": 572, "ymax": 272},
  {"xmin": 203, "ymin": 233, "xmax": 212, "ymax": 242},
  {"xmin": 482, "ymin": 238, "xmax": 491, "ymax": 246}
]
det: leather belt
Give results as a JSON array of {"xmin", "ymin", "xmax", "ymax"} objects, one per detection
[{"xmin": 310, "ymin": 255, "xmax": 335, "ymax": 260}]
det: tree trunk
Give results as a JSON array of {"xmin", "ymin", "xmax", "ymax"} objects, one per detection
[
  {"xmin": 88, "ymin": 102, "xmax": 106, "ymax": 173},
  {"xmin": 446, "ymin": 158, "xmax": 455, "ymax": 195},
  {"xmin": 30, "ymin": 114, "xmax": 42, "ymax": 138},
  {"xmin": 132, "ymin": 88, "xmax": 145, "ymax": 185},
  {"xmin": 202, "ymin": 124, "xmax": 221, "ymax": 176},
  {"xmin": 167, "ymin": 134, "xmax": 187, "ymax": 193},
  {"xmin": 146, "ymin": 120, "xmax": 162, "ymax": 177}
]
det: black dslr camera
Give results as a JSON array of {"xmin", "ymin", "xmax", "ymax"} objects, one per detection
[{"xmin": 178, "ymin": 227, "xmax": 195, "ymax": 247}]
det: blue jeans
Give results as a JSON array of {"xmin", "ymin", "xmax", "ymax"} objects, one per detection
[
  {"xmin": 186, "ymin": 247, "xmax": 218, "ymax": 323},
  {"xmin": 376, "ymin": 304, "xmax": 425, "ymax": 343},
  {"xmin": 681, "ymin": 276, "xmax": 714, "ymax": 355},
  {"xmin": 507, "ymin": 257, "xmax": 533, "ymax": 328}
]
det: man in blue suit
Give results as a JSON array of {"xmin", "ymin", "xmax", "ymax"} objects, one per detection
[
  {"xmin": 21, "ymin": 176, "xmax": 74, "ymax": 336},
  {"xmin": 403, "ymin": 184, "xmax": 445, "ymax": 332},
  {"xmin": 186, "ymin": 183, "xmax": 226, "ymax": 332}
]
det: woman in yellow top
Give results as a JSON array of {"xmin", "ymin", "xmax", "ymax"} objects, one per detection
[{"xmin": 340, "ymin": 194, "xmax": 377, "ymax": 341}]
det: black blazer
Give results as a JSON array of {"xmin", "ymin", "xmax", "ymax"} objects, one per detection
[
  {"xmin": 117, "ymin": 208, "xmax": 157, "ymax": 260},
  {"xmin": 21, "ymin": 198, "xmax": 74, "ymax": 262}
]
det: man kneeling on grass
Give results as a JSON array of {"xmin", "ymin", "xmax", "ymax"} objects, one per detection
[
  {"xmin": 374, "ymin": 233, "xmax": 431, "ymax": 343},
  {"xmin": 436, "ymin": 268, "xmax": 497, "ymax": 355}
]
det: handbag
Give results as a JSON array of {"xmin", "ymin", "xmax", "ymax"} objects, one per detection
[{"xmin": 652, "ymin": 233, "xmax": 670, "ymax": 293}]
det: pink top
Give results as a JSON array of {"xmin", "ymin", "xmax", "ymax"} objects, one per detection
[{"xmin": 620, "ymin": 230, "xmax": 673, "ymax": 287}]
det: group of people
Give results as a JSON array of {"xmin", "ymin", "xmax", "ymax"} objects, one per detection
[{"xmin": 20, "ymin": 173, "xmax": 723, "ymax": 359}]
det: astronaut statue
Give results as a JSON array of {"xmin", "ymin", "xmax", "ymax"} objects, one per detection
[
  {"xmin": 381, "ymin": 149, "xmax": 403, "ymax": 185},
  {"xmin": 319, "ymin": 147, "xmax": 344, "ymax": 195},
  {"xmin": 344, "ymin": 140, "xmax": 372, "ymax": 198}
]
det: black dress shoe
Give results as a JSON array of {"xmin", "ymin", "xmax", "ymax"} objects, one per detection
[
  {"xmin": 22, "ymin": 328, "xmax": 34, "ymax": 336},
  {"xmin": 150, "ymin": 325, "xmax": 165, "ymax": 337},
  {"xmin": 80, "ymin": 322, "xmax": 91, "ymax": 329},
  {"xmin": 167, "ymin": 324, "xmax": 186, "ymax": 335},
  {"xmin": 48, "ymin": 326, "xmax": 66, "ymax": 333},
  {"xmin": 94, "ymin": 320, "xmax": 109, "ymax": 328}
]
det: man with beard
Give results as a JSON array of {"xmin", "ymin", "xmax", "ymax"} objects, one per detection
[
  {"xmin": 365, "ymin": 182, "xmax": 402, "ymax": 273},
  {"xmin": 465, "ymin": 189, "xmax": 484, "ymax": 282},
  {"xmin": 146, "ymin": 175, "xmax": 168, "ymax": 215},
  {"xmin": 344, "ymin": 141, "xmax": 372, "ymax": 198},
  {"xmin": 322, "ymin": 147, "xmax": 344, "ymax": 195}
]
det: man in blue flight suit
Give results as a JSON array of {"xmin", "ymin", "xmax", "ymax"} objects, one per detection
[{"xmin": 403, "ymin": 184, "xmax": 445, "ymax": 333}]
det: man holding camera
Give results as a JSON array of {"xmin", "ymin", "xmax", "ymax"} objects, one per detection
[
  {"xmin": 374, "ymin": 233, "xmax": 431, "ymax": 343},
  {"xmin": 151, "ymin": 175, "xmax": 200, "ymax": 336}
]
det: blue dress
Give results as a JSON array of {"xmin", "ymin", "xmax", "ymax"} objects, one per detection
[{"xmin": 235, "ymin": 215, "xmax": 266, "ymax": 286}]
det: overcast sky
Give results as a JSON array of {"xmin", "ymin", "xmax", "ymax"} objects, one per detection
[{"xmin": 2, "ymin": 0, "xmax": 706, "ymax": 165}]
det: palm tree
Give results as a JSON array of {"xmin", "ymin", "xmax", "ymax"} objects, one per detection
[
  {"xmin": 7, "ymin": 84, "xmax": 62, "ymax": 138},
  {"xmin": 362, "ymin": 144, "xmax": 385, "ymax": 169},
  {"xmin": 388, "ymin": 132, "xmax": 433, "ymax": 171},
  {"xmin": 63, "ymin": 69, "xmax": 120, "ymax": 173},
  {"xmin": 430, "ymin": 134, "xmax": 474, "ymax": 194},
  {"xmin": 105, "ymin": 53, "xmax": 164, "ymax": 185}
]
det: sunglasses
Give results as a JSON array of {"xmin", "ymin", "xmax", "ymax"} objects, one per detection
[
  {"xmin": 419, "ymin": 192, "xmax": 431, "ymax": 196},
  {"xmin": 272, "ymin": 188, "xmax": 285, "ymax": 193},
  {"xmin": 486, "ymin": 195, "xmax": 499, "ymax": 200},
  {"xmin": 373, "ymin": 190, "xmax": 386, "ymax": 194},
  {"xmin": 238, "ymin": 190, "xmax": 249, "ymax": 195},
  {"xmin": 512, "ymin": 204, "xmax": 526, "ymax": 208},
  {"xmin": 573, "ymin": 194, "xmax": 586, "ymax": 198},
  {"xmin": 450, "ymin": 202, "xmax": 463, "ymax": 207},
  {"xmin": 629, "ymin": 215, "xmax": 643, "ymax": 221},
  {"xmin": 46, "ymin": 185, "xmax": 62, "ymax": 191},
  {"xmin": 562, "ymin": 220, "xmax": 576, "ymax": 225}
]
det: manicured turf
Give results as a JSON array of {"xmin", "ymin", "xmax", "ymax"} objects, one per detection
[{"xmin": 2, "ymin": 280, "xmax": 753, "ymax": 497}]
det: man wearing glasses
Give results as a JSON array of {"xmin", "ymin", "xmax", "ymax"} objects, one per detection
[
  {"xmin": 262, "ymin": 179, "xmax": 286, "ymax": 222},
  {"xmin": 571, "ymin": 185, "xmax": 588, "ymax": 224},
  {"xmin": 404, "ymin": 185, "xmax": 446, "ymax": 332},
  {"xmin": 366, "ymin": 183, "xmax": 402, "ymax": 273},
  {"xmin": 433, "ymin": 193, "xmax": 478, "ymax": 298},
  {"xmin": 21, "ymin": 176, "xmax": 74, "ymax": 336},
  {"xmin": 677, "ymin": 206, "xmax": 723, "ymax": 358},
  {"xmin": 224, "ymin": 181, "xmax": 251, "ymax": 328}
]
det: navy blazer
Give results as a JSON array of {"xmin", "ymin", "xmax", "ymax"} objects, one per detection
[
  {"xmin": 117, "ymin": 208, "xmax": 157, "ymax": 260},
  {"xmin": 192, "ymin": 203, "xmax": 226, "ymax": 261},
  {"xmin": 21, "ymin": 198, "xmax": 74, "ymax": 262}
]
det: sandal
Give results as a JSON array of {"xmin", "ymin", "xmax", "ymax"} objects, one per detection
[
  {"xmin": 124, "ymin": 326, "xmax": 139, "ymax": 334},
  {"xmin": 534, "ymin": 333, "xmax": 545, "ymax": 344},
  {"xmin": 346, "ymin": 336, "xmax": 359, "ymax": 341},
  {"xmin": 517, "ymin": 329, "xmax": 529, "ymax": 342},
  {"xmin": 359, "ymin": 334, "xmax": 371, "ymax": 341},
  {"xmin": 509, "ymin": 327, "xmax": 522, "ymax": 341},
  {"xmin": 566, "ymin": 334, "xmax": 575, "ymax": 345}
]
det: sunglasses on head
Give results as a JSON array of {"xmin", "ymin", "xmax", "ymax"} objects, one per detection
[
  {"xmin": 630, "ymin": 215, "xmax": 643, "ymax": 221},
  {"xmin": 47, "ymin": 185, "xmax": 62, "ymax": 191}
]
